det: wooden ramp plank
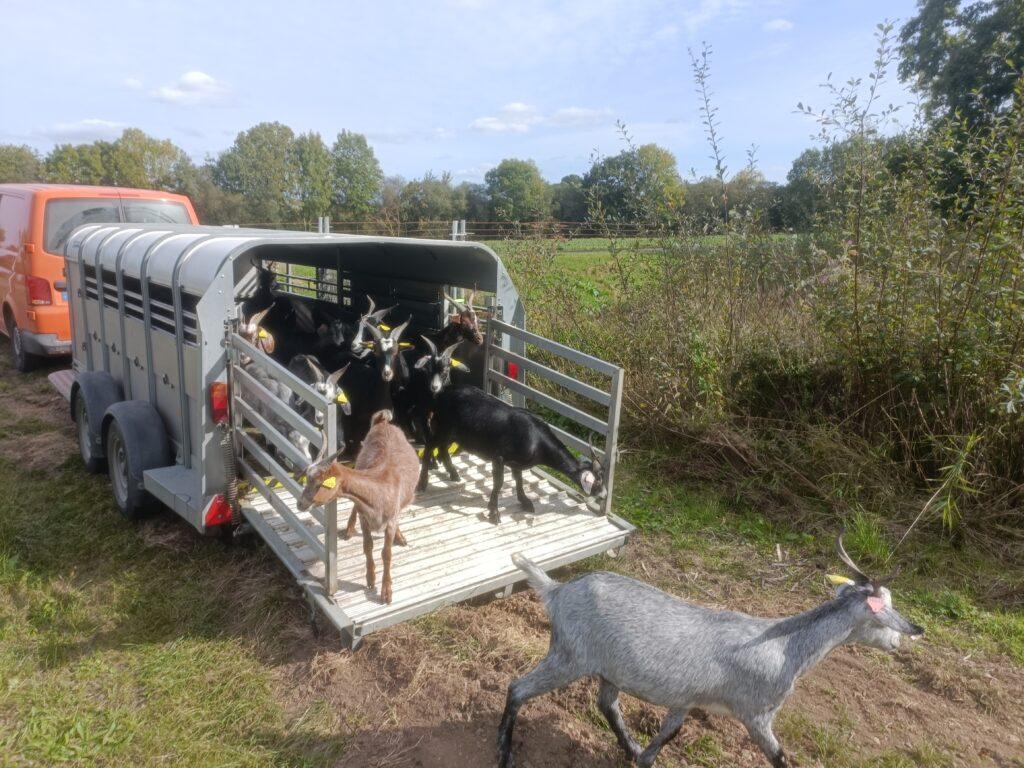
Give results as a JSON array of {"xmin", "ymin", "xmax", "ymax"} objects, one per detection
[{"xmin": 241, "ymin": 452, "xmax": 633, "ymax": 641}]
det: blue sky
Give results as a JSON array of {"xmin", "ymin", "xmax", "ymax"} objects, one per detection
[{"xmin": 0, "ymin": 0, "xmax": 919, "ymax": 183}]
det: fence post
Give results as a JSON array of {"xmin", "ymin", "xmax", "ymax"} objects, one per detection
[
  {"xmin": 323, "ymin": 398, "xmax": 338, "ymax": 595},
  {"xmin": 602, "ymin": 367, "xmax": 624, "ymax": 516}
]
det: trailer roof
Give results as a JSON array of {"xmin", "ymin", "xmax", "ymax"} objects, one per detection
[{"xmin": 65, "ymin": 224, "xmax": 513, "ymax": 298}]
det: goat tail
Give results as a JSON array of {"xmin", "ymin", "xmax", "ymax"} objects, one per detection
[{"xmin": 512, "ymin": 553, "xmax": 557, "ymax": 600}]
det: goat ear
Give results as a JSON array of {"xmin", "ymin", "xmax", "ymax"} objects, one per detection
[
  {"xmin": 414, "ymin": 355, "xmax": 431, "ymax": 370},
  {"xmin": 451, "ymin": 359, "xmax": 470, "ymax": 373}
]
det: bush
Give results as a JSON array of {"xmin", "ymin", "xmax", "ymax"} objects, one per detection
[{"xmin": 503, "ymin": 30, "xmax": 1024, "ymax": 554}]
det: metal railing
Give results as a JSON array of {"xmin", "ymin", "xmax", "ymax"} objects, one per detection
[
  {"xmin": 483, "ymin": 318, "xmax": 624, "ymax": 516},
  {"xmin": 227, "ymin": 330, "xmax": 341, "ymax": 594}
]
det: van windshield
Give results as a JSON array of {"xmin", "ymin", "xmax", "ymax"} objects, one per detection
[{"xmin": 43, "ymin": 198, "xmax": 192, "ymax": 254}]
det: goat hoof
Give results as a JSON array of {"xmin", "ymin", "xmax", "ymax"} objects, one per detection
[
  {"xmin": 519, "ymin": 499, "xmax": 535, "ymax": 513},
  {"xmin": 489, "ymin": 510, "xmax": 502, "ymax": 525},
  {"xmin": 380, "ymin": 583, "xmax": 393, "ymax": 604}
]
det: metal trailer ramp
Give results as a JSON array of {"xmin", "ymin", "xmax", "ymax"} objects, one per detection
[
  {"xmin": 227, "ymin": 292, "xmax": 632, "ymax": 649},
  {"xmin": 242, "ymin": 453, "xmax": 631, "ymax": 646}
]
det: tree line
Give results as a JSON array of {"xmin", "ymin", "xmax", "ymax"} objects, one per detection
[{"xmin": 1, "ymin": 0, "xmax": 1019, "ymax": 233}]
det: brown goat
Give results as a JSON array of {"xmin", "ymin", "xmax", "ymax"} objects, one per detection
[{"xmin": 297, "ymin": 410, "xmax": 420, "ymax": 604}]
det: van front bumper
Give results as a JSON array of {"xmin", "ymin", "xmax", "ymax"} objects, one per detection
[{"xmin": 20, "ymin": 329, "xmax": 73, "ymax": 357}]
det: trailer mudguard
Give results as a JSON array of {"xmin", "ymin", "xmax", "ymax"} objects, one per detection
[{"xmin": 70, "ymin": 371, "xmax": 123, "ymax": 459}]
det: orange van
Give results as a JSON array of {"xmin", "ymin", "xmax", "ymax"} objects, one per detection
[{"xmin": 0, "ymin": 184, "xmax": 199, "ymax": 370}]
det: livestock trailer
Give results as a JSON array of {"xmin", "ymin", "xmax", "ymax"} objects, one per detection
[{"xmin": 51, "ymin": 224, "xmax": 633, "ymax": 647}]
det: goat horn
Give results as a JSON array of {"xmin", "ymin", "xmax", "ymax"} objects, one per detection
[
  {"xmin": 421, "ymin": 335, "xmax": 438, "ymax": 357},
  {"xmin": 248, "ymin": 303, "xmax": 274, "ymax": 330},
  {"xmin": 304, "ymin": 356, "xmax": 323, "ymax": 383},
  {"xmin": 835, "ymin": 530, "xmax": 871, "ymax": 585},
  {"xmin": 442, "ymin": 341, "xmax": 461, "ymax": 360},
  {"xmin": 444, "ymin": 292, "xmax": 466, "ymax": 312},
  {"xmin": 390, "ymin": 317, "xmax": 411, "ymax": 341},
  {"xmin": 365, "ymin": 295, "xmax": 376, "ymax": 317},
  {"xmin": 587, "ymin": 436, "xmax": 601, "ymax": 462},
  {"xmin": 364, "ymin": 319, "xmax": 384, "ymax": 341},
  {"xmin": 872, "ymin": 568, "xmax": 901, "ymax": 593},
  {"xmin": 369, "ymin": 304, "xmax": 396, "ymax": 323},
  {"xmin": 326, "ymin": 363, "xmax": 350, "ymax": 390},
  {"xmin": 465, "ymin": 289, "xmax": 476, "ymax": 309}
]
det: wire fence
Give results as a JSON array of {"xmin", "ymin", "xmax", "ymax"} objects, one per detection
[{"xmin": 231, "ymin": 220, "xmax": 661, "ymax": 240}]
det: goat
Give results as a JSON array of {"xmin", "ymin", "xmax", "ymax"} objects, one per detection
[
  {"xmin": 393, "ymin": 335, "xmax": 468, "ymax": 446},
  {"xmin": 348, "ymin": 295, "xmax": 398, "ymax": 355},
  {"xmin": 436, "ymin": 290, "xmax": 484, "ymax": 348},
  {"xmin": 297, "ymin": 411, "xmax": 420, "ymax": 604},
  {"xmin": 417, "ymin": 386, "xmax": 605, "ymax": 523},
  {"xmin": 240, "ymin": 262, "xmax": 279, "ymax": 320},
  {"xmin": 286, "ymin": 355, "xmax": 351, "ymax": 461},
  {"xmin": 498, "ymin": 534, "xmax": 924, "ymax": 768},
  {"xmin": 236, "ymin": 306, "xmax": 311, "ymax": 470}
]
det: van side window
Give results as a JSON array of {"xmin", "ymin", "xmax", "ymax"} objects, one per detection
[
  {"xmin": 122, "ymin": 200, "xmax": 191, "ymax": 224},
  {"xmin": 44, "ymin": 198, "xmax": 121, "ymax": 254},
  {"xmin": 0, "ymin": 193, "xmax": 28, "ymax": 259}
]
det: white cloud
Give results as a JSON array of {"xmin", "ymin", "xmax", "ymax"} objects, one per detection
[
  {"xmin": 763, "ymin": 18, "xmax": 793, "ymax": 32},
  {"xmin": 152, "ymin": 70, "xmax": 231, "ymax": 106},
  {"xmin": 37, "ymin": 118, "xmax": 126, "ymax": 143},
  {"xmin": 470, "ymin": 102, "xmax": 613, "ymax": 133},
  {"xmin": 547, "ymin": 106, "xmax": 614, "ymax": 128},
  {"xmin": 122, "ymin": 77, "xmax": 143, "ymax": 90},
  {"xmin": 469, "ymin": 102, "xmax": 543, "ymax": 133}
]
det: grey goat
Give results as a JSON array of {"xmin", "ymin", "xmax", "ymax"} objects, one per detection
[{"xmin": 500, "ymin": 535, "xmax": 923, "ymax": 768}]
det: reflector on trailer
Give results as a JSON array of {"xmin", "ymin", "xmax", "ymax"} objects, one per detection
[
  {"xmin": 204, "ymin": 494, "xmax": 232, "ymax": 527},
  {"xmin": 507, "ymin": 362, "xmax": 520, "ymax": 379},
  {"xmin": 209, "ymin": 381, "xmax": 229, "ymax": 424}
]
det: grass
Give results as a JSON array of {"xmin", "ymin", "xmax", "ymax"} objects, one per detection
[
  {"xmin": 0, "ymin": 329, "xmax": 1021, "ymax": 765},
  {"xmin": 0, "ymin": 373, "xmax": 351, "ymax": 765}
]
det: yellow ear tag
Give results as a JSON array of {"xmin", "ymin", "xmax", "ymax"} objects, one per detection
[
  {"xmin": 379, "ymin": 324, "xmax": 391, "ymax": 331},
  {"xmin": 430, "ymin": 442, "xmax": 460, "ymax": 457},
  {"xmin": 399, "ymin": 342, "xmax": 414, "ymax": 348},
  {"xmin": 321, "ymin": 476, "xmax": 337, "ymax": 489},
  {"xmin": 257, "ymin": 329, "xmax": 269, "ymax": 339},
  {"xmin": 335, "ymin": 391, "xmax": 348, "ymax": 404},
  {"xmin": 827, "ymin": 574, "xmax": 855, "ymax": 586},
  {"xmin": 450, "ymin": 358, "xmax": 463, "ymax": 368}
]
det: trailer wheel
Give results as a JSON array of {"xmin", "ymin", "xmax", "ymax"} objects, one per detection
[
  {"xmin": 103, "ymin": 401, "xmax": 172, "ymax": 520},
  {"xmin": 75, "ymin": 396, "xmax": 105, "ymax": 473}
]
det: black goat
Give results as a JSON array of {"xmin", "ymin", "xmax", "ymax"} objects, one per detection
[
  {"xmin": 240, "ymin": 263, "xmax": 279, "ymax": 320},
  {"xmin": 417, "ymin": 386, "xmax": 606, "ymax": 523},
  {"xmin": 286, "ymin": 355, "xmax": 351, "ymax": 460},
  {"xmin": 394, "ymin": 336, "xmax": 468, "ymax": 445}
]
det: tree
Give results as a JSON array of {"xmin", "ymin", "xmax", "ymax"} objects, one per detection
[
  {"xmin": 176, "ymin": 164, "xmax": 246, "ymax": 225},
  {"xmin": 45, "ymin": 143, "xmax": 109, "ymax": 185},
  {"xmin": 400, "ymin": 172, "xmax": 457, "ymax": 222},
  {"xmin": 549, "ymin": 174, "xmax": 587, "ymax": 222},
  {"xmin": 584, "ymin": 143, "xmax": 684, "ymax": 223},
  {"xmin": 0, "ymin": 145, "xmax": 43, "ymax": 183},
  {"xmin": 900, "ymin": 0, "xmax": 1024, "ymax": 127},
  {"xmin": 293, "ymin": 131, "xmax": 333, "ymax": 224},
  {"xmin": 105, "ymin": 129, "xmax": 192, "ymax": 190},
  {"xmin": 331, "ymin": 131, "xmax": 383, "ymax": 221},
  {"xmin": 485, "ymin": 158, "xmax": 550, "ymax": 222},
  {"xmin": 456, "ymin": 182, "xmax": 490, "ymax": 220},
  {"xmin": 213, "ymin": 122, "xmax": 298, "ymax": 223}
]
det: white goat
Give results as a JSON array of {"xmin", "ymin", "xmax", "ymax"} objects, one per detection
[{"xmin": 499, "ymin": 535, "xmax": 923, "ymax": 768}]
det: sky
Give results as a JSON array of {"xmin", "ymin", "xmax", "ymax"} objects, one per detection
[{"xmin": 0, "ymin": 0, "xmax": 921, "ymax": 184}]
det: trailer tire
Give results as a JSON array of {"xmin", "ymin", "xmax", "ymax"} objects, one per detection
[
  {"xmin": 70, "ymin": 372, "xmax": 123, "ymax": 473},
  {"xmin": 103, "ymin": 401, "xmax": 172, "ymax": 520}
]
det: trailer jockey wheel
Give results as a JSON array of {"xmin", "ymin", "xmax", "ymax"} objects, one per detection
[{"xmin": 103, "ymin": 401, "xmax": 172, "ymax": 520}]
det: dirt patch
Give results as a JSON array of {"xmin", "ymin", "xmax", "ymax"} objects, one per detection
[
  {"xmin": 266, "ymin": 537, "xmax": 1024, "ymax": 767},
  {"xmin": 0, "ymin": 429, "xmax": 77, "ymax": 472}
]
